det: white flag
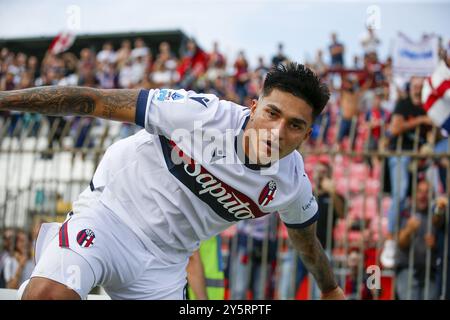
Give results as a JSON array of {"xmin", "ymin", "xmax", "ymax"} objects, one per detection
[
  {"xmin": 422, "ymin": 60, "xmax": 450, "ymax": 132},
  {"xmin": 393, "ymin": 33, "xmax": 439, "ymax": 78}
]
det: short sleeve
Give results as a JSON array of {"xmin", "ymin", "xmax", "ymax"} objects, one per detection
[
  {"xmin": 278, "ymin": 174, "xmax": 319, "ymax": 229},
  {"xmin": 134, "ymin": 88, "xmax": 246, "ymax": 138}
]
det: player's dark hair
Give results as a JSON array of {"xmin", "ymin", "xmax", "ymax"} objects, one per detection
[{"xmin": 262, "ymin": 62, "xmax": 330, "ymax": 120}]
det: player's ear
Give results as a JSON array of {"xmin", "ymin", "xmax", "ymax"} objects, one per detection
[
  {"xmin": 298, "ymin": 127, "xmax": 312, "ymax": 148},
  {"xmin": 250, "ymin": 98, "xmax": 258, "ymax": 116},
  {"xmin": 305, "ymin": 127, "xmax": 312, "ymax": 141}
]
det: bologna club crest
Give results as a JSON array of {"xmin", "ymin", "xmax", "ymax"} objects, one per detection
[
  {"xmin": 77, "ymin": 229, "xmax": 95, "ymax": 248},
  {"xmin": 258, "ymin": 180, "xmax": 277, "ymax": 206}
]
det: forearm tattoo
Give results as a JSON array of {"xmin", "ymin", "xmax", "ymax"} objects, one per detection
[
  {"xmin": 99, "ymin": 89, "xmax": 138, "ymax": 120},
  {"xmin": 0, "ymin": 86, "xmax": 139, "ymax": 121},
  {"xmin": 288, "ymin": 227, "xmax": 338, "ymax": 293},
  {"xmin": 0, "ymin": 86, "xmax": 96, "ymax": 116}
]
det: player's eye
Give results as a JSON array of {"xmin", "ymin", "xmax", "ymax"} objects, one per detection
[
  {"xmin": 267, "ymin": 110, "xmax": 277, "ymax": 118},
  {"xmin": 290, "ymin": 123, "xmax": 303, "ymax": 131}
]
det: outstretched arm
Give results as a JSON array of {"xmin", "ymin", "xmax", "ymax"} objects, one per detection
[
  {"xmin": 287, "ymin": 222, "xmax": 345, "ymax": 299},
  {"xmin": 0, "ymin": 86, "xmax": 140, "ymax": 123}
]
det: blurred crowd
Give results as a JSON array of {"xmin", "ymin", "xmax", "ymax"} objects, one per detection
[
  {"xmin": 0, "ymin": 219, "xmax": 45, "ymax": 290},
  {"xmin": 1, "ymin": 27, "xmax": 450, "ymax": 299}
]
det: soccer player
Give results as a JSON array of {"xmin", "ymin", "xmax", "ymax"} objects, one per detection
[{"xmin": 0, "ymin": 62, "xmax": 345, "ymax": 300}]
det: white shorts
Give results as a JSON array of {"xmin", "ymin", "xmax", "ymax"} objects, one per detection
[{"xmin": 31, "ymin": 202, "xmax": 189, "ymax": 300}]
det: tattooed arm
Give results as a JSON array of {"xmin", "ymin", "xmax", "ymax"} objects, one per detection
[
  {"xmin": 287, "ymin": 222, "xmax": 345, "ymax": 300},
  {"xmin": 0, "ymin": 86, "xmax": 140, "ymax": 123}
]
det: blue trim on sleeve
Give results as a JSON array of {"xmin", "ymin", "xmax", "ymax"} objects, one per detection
[
  {"xmin": 283, "ymin": 211, "xmax": 319, "ymax": 229},
  {"xmin": 135, "ymin": 89, "xmax": 149, "ymax": 127}
]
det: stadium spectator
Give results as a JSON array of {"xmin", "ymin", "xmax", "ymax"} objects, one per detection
[
  {"xmin": 233, "ymin": 50, "xmax": 250, "ymax": 105},
  {"xmin": 177, "ymin": 38, "xmax": 209, "ymax": 90},
  {"xmin": 119, "ymin": 57, "xmax": 134, "ymax": 89},
  {"xmin": 1, "ymin": 66, "xmax": 16, "ymax": 90},
  {"xmin": 206, "ymin": 41, "xmax": 226, "ymax": 82},
  {"xmin": 27, "ymin": 55, "xmax": 40, "ymax": 80},
  {"xmin": 344, "ymin": 249, "xmax": 375, "ymax": 299},
  {"xmin": 365, "ymin": 87, "xmax": 389, "ymax": 152},
  {"xmin": 77, "ymin": 48, "xmax": 97, "ymax": 87},
  {"xmin": 96, "ymin": 42, "xmax": 118, "ymax": 89},
  {"xmin": 0, "ymin": 228, "xmax": 15, "ymax": 288},
  {"xmin": 271, "ymin": 43, "xmax": 288, "ymax": 67},
  {"xmin": 3, "ymin": 229, "xmax": 34, "ymax": 289},
  {"xmin": 1, "ymin": 65, "xmax": 23, "ymax": 136},
  {"xmin": 394, "ymin": 180, "xmax": 439, "ymax": 300},
  {"xmin": 315, "ymin": 162, "xmax": 345, "ymax": 251},
  {"xmin": 352, "ymin": 55, "xmax": 363, "ymax": 70},
  {"xmin": 116, "ymin": 39, "xmax": 132, "ymax": 69},
  {"xmin": 337, "ymin": 72, "xmax": 365, "ymax": 147},
  {"xmin": 381, "ymin": 77, "xmax": 433, "ymax": 269},
  {"xmin": 360, "ymin": 26, "xmax": 381, "ymax": 56},
  {"xmin": 230, "ymin": 214, "xmax": 278, "ymax": 300},
  {"xmin": 131, "ymin": 38, "xmax": 150, "ymax": 61},
  {"xmin": 329, "ymin": 33, "xmax": 345, "ymax": 68},
  {"xmin": 311, "ymin": 50, "xmax": 328, "ymax": 77},
  {"xmin": 130, "ymin": 55, "xmax": 149, "ymax": 88},
  {"xmin": 434, "ymin": 135, "xmax": 448, "ymax": 192},
  {"xmin": 434, "ymin": 196, "xmax": 449, "ymax": 299},
  {"xmin": 97, "ymin": 60, "xmax": 118, "ymax": 89},
  {"xmin": 57, "ymin": 52, "xmax": 79, "ymax": 86},
  {"xmin": 151, "ymin": 41, "xmax": 179, "ymax": 87},
  {"xmin": 255, "ymin": 56, "xmax": 269, "ymax": 79},
  {"xmin": 97, "ymin": 42, "xmax": 117, "ymax": 66}
]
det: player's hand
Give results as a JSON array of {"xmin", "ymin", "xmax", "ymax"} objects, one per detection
[{"xmin": 321, "ymin": 286, "xmax": 346, "ymax": 300}]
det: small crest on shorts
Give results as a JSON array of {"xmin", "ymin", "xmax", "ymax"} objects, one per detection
[
  {"xmin": 77, "ymin": 229, "xmax": 95, "ymax": 248},
  {"xmin": 258, "ymin": 180, "xmax": 277, "ymax": 206}
]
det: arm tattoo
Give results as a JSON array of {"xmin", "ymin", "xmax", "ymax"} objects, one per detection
[
  {"xmin": 98, "ymin": 89, "xmax": 137, "ymax": 120},
  {"xmin": 0, "ymin": 86, "xmax": 139, "ymax": 121},
  {"xmin": 0, "ymin": 86, "xmax": 96, "ymax": 116},
  {"xmin": 287, "ymin": 224, "xmax": 338, "ymax": 293}
]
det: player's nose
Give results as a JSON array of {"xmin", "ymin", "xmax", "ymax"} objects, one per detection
[{"xmin": 272, "ymin": 120, "xmax": 287, "ymax": 140}]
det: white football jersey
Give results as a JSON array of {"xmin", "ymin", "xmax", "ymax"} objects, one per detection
[{"xmin": 77, "ymin": 89, "xmax": 318, "ymax": 264}]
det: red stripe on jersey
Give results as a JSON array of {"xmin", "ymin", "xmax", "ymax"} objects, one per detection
[
  {"xmin": 258, "ymin": 186, "xmax": 270, "ymax": 205},
  {"xmin": 59, "ymin": 225, "xmax": 63, "ymax": 247},
  {"xmin": 63, "ymin": 221, "xmax": 69, "ymax": 247},
  {"xmin": 170, "ymin": 140, "xmax": 270, "ymax": 219}
]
